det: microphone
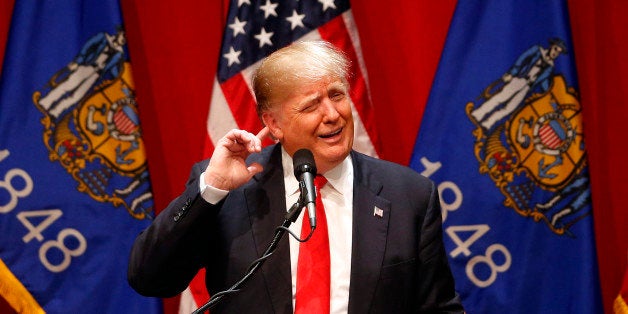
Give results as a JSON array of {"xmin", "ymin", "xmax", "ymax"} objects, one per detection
[{"xmin": 293, "ymin": 149, "xmax": 317, "ymax": 228}]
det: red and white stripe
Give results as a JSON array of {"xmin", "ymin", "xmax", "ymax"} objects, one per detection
[
  {"xmin": 539, "ymin": 124, "xmax": 561, "ymax": 150},
  {"xmin": 114, "ymin": 109, "xmax": 136, "ymax": 135}
]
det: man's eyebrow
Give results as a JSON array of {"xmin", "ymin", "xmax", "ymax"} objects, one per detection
[
  {"xmin": 328, "ymin": 81, "xmax": 347, "ymax": 92},
  {"xmin": 296, "ymin": 92, "xmax": 321, "ymax": 108}
]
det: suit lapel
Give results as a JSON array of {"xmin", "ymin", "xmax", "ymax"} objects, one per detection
[
  {"xmin": 347, "ymin": 153, "xmax": 391, "ymax": 314},
  {"xmin": 245, "ymin": 146, "xmax": 293, "ymax": 313}
]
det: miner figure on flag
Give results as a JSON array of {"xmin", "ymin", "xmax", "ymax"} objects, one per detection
[{"xmin": 470, "ymin": 38, "xmax": 567, "ymax": 132}]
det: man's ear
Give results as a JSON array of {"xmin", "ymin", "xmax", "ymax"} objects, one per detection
[{"xmin": 261, "ymin": 111, "xmax": 283, "ymax": 141}]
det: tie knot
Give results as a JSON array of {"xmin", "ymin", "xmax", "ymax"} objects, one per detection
[{"xmin": 314, "ymin": 175, "xmax": 327, "ymax": 189}]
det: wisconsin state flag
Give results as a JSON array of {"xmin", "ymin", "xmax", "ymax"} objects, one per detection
[
  {"xmin": 0, "ymin": 2, "xmax": 161, "ymax": 313},
  {"xmin": 410, "ymin": 1, "xmax": 603, "ymax": 313}
]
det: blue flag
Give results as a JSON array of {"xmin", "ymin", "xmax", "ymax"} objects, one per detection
[
  {"xmin": 0, "ymin": 2, "xmax": 161, "ymax": 313},
  {"xmin": 409, "ymin": 1, "xmax": 602, "ymax": 313}
]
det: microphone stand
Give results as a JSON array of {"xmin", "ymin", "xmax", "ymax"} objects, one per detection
[{"xmin": 192, "ymin": 196, "xmax": 307, "ymax": 314}]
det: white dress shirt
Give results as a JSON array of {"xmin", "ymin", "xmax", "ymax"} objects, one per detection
[
  {"xmin": 280, "ymin": 148, "xmax": 353, "ymax": 314},
  {"xmin": 199, "ymin": 148, "xmax": 354, "ymax": 313}
]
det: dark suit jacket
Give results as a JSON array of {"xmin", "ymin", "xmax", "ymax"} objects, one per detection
[{"xmin": 128, "ymin": 144, "xmax": 463, "ymax": 313}]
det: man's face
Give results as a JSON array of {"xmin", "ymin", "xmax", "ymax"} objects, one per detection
[
  {"xmin": 115, "ymin": 32, "xmax": 126, "ymax": 47},
  {"xmin": 262, "ymin": 76, "xmax": 354, "ymax": 174},
  {"xmin": 549, "ymin": 44, "xmax": 564, "ymax": 59}
]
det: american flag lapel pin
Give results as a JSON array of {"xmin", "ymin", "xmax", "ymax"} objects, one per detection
[{"xmin": 373, "ymin": 206, "xmax": 383, "ymax": 218}]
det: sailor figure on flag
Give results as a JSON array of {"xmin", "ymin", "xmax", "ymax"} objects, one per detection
[
  {"xmin": 36, "ymin": 27, "xmax": 126, "ymax": 119},
  {"xmin": 471, "ymin": 38, "xmax": 567, "ymax": 132}
]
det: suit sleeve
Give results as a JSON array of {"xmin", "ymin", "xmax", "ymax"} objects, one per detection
[
  {"xmin": 417, "ymin": 181, "xmax": 465, "ymax": 313},
  {"xmin": 127, "ymin": 160, "xmax": 219, "ymax": 297}
]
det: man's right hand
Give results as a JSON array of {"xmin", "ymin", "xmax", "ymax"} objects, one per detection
[
  {"xmin": 203, "ymin": 127, "xmax": 270, "ymax": 191},
  {"xmin": 67, "ymin": 62, "xmax": 79, "ymax": 71},
  {"xmin": 502, "ymin": 73, "xmax": 513, "ymax": 83}
]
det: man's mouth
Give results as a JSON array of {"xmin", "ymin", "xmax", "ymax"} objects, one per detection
[{"xmin": 319, "ymin": 128, "xmax": 342, "ymax": 139}]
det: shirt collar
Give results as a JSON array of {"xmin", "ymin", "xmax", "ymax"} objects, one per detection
[
  {"xmin": 282, "ymin": 148, "xmax": 300, "ymax": 197},
  {"xmin": 281, "ymin": 147, "xmax": 352, "ymax": 197}
]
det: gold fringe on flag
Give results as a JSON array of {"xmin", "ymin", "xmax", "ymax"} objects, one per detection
[{"xmin": 0, "ymin": 259, "xmax": 45, "ymax": 314}]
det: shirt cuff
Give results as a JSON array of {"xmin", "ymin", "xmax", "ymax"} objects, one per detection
[{"xmin": 199, "ymin": 172, "xmax": 229, "ymax": 204}]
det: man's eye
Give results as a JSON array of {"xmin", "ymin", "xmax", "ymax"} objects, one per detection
[
  {"xmin": 331, "ymin": 92, "xmax": 345, "ymax": 101},
  {"xmin": 301, "ymin": 103, "xmax": 317, "ymax": 112}
]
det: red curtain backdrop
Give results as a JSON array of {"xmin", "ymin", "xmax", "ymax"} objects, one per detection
[
  {"xmin": 1, "ymin": 1, "xmax": 626, "ymax": 313},
  {"xmin": 0, "ymin": 1, "xmax": 12, "ymax": 76},
  {"xmin": 568, "ymin": 2, "xmax": 628, "ymax": 313}
]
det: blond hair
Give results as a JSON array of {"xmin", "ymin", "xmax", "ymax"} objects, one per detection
[{"xmin": 252, "ymin": 40, "xmax": 351, "ymax": 117}]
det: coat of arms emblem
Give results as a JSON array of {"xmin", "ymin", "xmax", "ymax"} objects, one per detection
[{"xmin": 466, "ymin": 38, "xmax": 590, "ymax": 236}]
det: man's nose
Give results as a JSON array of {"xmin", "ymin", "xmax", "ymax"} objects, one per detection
[{"xmin": 320, "ymin": 98, "xmax": 340, "ymax": 121}]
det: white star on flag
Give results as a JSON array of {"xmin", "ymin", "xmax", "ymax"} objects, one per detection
[
  {"xmin": 286, "ymin": 10, "xmax": 306, "ymax": 30},
  {"xmin": 318, "ymin": 0, "xmax": 336, "ymax": 11},
  {"xmin": 260, "ymin": 0, "xmax": 279, "ymax": 18},
  {"xmin": 223, "ymin": 47, "xmax": 241, "ymax": 66},
  {"xmin": 254, "ymin": 28, "xmax": 274, "ymax": 48},
  {"xmin": 228, "ymin": 17, "xmax": 247, "ymax": 37}
]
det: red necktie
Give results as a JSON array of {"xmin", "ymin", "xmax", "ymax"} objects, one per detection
[{"xmin": 295, "ymin": 175, "xmax": 330, "ymax": 314}]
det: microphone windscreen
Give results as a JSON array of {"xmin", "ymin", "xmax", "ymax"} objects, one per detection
[{"xmin": 293, "ymin": 149, "xmax": 317, "ymax": 178}]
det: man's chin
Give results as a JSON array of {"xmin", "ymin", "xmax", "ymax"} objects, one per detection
[{"xmin": 315, "ymin": 147, "xmax": 350, "ymax": 166}]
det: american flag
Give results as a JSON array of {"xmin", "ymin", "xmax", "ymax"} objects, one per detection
[{"xmin": 182, "ymin": 0, "xmax": 380, "ymax": 311}]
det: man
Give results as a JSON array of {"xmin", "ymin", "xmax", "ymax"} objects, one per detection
[
  {"xmin": 128, "ymin": 41, "xmax": 463, "ymax": 313},
  {"xmin": 470, "ymin": 38, "xmax": 567, "ymax": 132}
]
